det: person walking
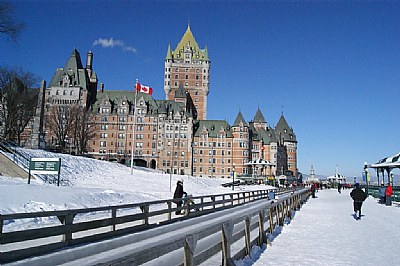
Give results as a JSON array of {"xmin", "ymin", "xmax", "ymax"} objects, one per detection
[
  {"xmin": 385, "ymin": 182, "xmax": 393, "ymax": 206},
  {"xmin": 350, "ymin": 183, "xmax": 367, "ymax": 220},
  {"xmin": 338, "ymin": 183, "xmax": 342, "ymax": 194},
  {"xmin": 173, "ymin": 180, "xmax": 185, "ymax": 215},
  {"xmin": 310, "ymin": 182, "xmax": 317, "ymax": 198}
]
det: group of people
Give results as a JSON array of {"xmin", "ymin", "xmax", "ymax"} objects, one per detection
[{"xmin": 379, "ymin": 183, "xmax": 393, "ymax": 206}]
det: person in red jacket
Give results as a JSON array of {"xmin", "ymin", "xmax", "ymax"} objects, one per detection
[{"xmin": 385, "ymin": 183, "xmax": 393, "ymax": 206}]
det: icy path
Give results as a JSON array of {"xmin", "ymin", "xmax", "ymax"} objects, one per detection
[{"xmin": 252, "ymin": 189, "xmax": 400, "ymax": 266}]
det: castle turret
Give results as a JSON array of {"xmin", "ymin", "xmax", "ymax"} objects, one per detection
[{"xmin": 164, "ymin": 24, "xmax": 210, "ymax": 120}]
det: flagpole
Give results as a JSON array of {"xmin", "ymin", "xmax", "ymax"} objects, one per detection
[{"xmin": 130, "ymin": 79, "xmax": 138, "ymax": 175}]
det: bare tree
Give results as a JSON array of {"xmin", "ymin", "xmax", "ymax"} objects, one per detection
[
  {"xmin": 0, "ymin": 66, "xmax": 38, "ymax": 143},
  {"xmin": 74, "ymin": 107, "xmax": 96, "ymax": 154},
  {"xmin": 0, "ymin": 0, "xmax": 24, "ymax": 42},
  {"xmin": 46, "ymin": 105, "xmax": 75, "ymax": 152}
]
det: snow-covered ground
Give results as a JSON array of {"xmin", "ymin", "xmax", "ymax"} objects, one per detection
[
  {"xmin": 237, "ymin": 188, "xmax": 400, "ymax": 266},
  {"xmin": 1, "ymin": 148, "xmax": 399, "ymax": 265},
  {"xmin": 0, "ymin": 148, "xmax": 271, "ymax": 230}
]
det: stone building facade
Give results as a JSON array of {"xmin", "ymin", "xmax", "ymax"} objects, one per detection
[{"xmin": 33, "ymin": 25, "xmax": 298, "ymax": 179}]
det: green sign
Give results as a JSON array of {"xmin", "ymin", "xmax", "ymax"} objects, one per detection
[{"xmin": 29, "ymin": 158, "xmax": 61, "ymax": 174}]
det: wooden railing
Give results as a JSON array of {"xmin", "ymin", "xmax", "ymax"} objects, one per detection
[{"xmin": 0, "ymin": 188, "xmax": 310, "ymax": 264}]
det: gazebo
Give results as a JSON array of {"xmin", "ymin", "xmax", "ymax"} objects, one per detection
[
  {"xmin": 245, "ymin": 158, "xmax": 275, "ymax": 179},
  {"xmin": 367, "ymin": 152, "xmax": 400, "ymax": 185}
]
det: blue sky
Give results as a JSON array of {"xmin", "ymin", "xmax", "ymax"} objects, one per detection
[{"xmin": 2, "ymin": 1, "xmax": 400, "ymax": 178}]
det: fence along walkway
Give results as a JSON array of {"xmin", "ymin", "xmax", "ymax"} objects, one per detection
[
  {"xmin": 1, "ymin": 188, "xmax": 310, "ymax": 265},
  {"xmin": 2, "ymin": 188, "xmax": 275, "ymax": 263}
]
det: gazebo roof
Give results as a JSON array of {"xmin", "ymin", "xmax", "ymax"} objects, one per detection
[
  {"xmin": 370, "ymin": 152, "xmax": 400, "ymax": 169},
  {"xmin": 245, "ymin": 158, "xmax": 275, "ymax": 166}
]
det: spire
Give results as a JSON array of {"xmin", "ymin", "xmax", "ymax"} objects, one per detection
[
  {"xmin": 253, "ymin": 107, "xmax": 266, "ymax": 123},
  {"xmin": 165, "ymin": 44, "xmax": 173, "ymax": 60},
  {"xmin": 276, "ymin": 114, "xmax": 290, "ymax": 132},
  {"xmin": 275, "ymin": 114, "xmax": 297, "ymax": 143},
  {"xmin": 203, "ymin": 46, "xmax": 209, "ymax": 61},
  {"xmin": 233, "ymin": 111, "xmax": 247, "ymax": 127}
]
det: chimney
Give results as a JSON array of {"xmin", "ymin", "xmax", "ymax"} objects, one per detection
[
  {"xmin": 100, "ymin": 83, "xmax": 104, "ymax": 93},
  {"xmin": 86, "ymin": 51, "xmax": 93, "ymax": 70}
]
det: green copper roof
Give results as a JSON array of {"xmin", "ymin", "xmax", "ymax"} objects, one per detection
[
  {"xmin": 253, "ymin": 107, "xmax": 266, "ymax": 123},
  {"xmin": 257, "ymin": 127, "xmax": 277, "ymax": 144},
  {"xmin": 193, "ymin": 120, "xmax": 233, "ymax": 138},
  {"xmin": 275, "ymin": 114, "xmax": 297, "ymax": 142},
  {"xmin": 175, "ymin": 84, "xmax": 186, "ymax": 98},
  {"xmin": 169, "ymin": 25, "xmax": 209, "ymax": 62},
  {"xmin": 165, "ymin": 44, "xmax": 173, "ymax": 60},
  {"xmin": 233, "ymin": 111, "xmax": 247, "ymax": 127},
  {"xmin": 48, "ymin": 49, "xmax": 88, "ymax": 90},
  {"xmin": 92, "ymin": 90, "xmax": 157, "ymax": 114},
  {"xmin": 202, "ymin": 46, "xmax": 209, "ymax": 61}
]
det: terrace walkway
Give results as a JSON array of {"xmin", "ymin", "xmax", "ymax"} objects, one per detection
[{"xmin": 251, "ymin": 188, "xmax": 400, "ymax": 266}]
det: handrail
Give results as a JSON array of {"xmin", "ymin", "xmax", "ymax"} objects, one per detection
[
  {"xmin": 0, "ymin": 188, "xmax": 310, "ymax": 265},
  {"xmin": 0, "ymin": 187, "xmax": 301, "ymax": 264}
]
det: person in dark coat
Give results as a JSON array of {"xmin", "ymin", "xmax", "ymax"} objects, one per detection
[
  {"xmin": 337, "ymin": 183, "xmax": 342, "ymax": 194},
  {"xmin": 310, "ymin": 183, "xmax": 317, "ymax": 198},
  {"xmin": 350, "ymin": 183, "xmax": 367, "ymax": 220},
  {"xmin": 379, "ymin": 183, "xmax": 386, "ymax": 204},
  {"xmin": 173, "ymin": 180, "xmax": 185, "ymax": 215}
]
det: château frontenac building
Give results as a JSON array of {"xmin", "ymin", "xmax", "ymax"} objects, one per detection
[{"xmin": 32, "ymin": 25, "xmax": 298, "ymax": 179}]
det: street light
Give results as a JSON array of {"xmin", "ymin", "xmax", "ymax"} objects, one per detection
[
  {"xmin": 364, "ymin": 162, "xmax": 369, "ymax": 195},
  {"xmin": 232, "ymin": 163, "xmax": 236, "ymax": 191}
]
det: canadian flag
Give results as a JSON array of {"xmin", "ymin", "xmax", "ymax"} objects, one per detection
[{"xmin": 135, "ymin": 82, "xmax": 153, "ymax": 95}]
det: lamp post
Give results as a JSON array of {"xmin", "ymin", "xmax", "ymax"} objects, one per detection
[
  {"xmin": 232, "ymin": 163, "xmax": 236, "ymax": 191},
  {"xmin": 364, "ymin": 162, "xmax": 369, "ymax": 195}
]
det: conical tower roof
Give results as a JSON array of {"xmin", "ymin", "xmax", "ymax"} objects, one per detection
[
  {"xmin": 48, "ymin": 48, "xmax": 87, "ymax": 89},
  {"xmin": 233, "ymin": 111, "xmax": 247, "ymax": 127},
  {"xmin": 165, "ymin": 44, "xmax": 173, "ymax": 60},
  {"xmin": 253, "ymin": 107, "xmax": 266, "ymax": 123},
  {"xmin": 275, "ymin": 114, "xmax": 297, "ymax": 142},
  {"xmin": 171, "ymin": 24, "xmax": 208, "ymax": 61},
  {"xmin": 174, "ymin": 25, "xmax": 200, "ymax": 54}
]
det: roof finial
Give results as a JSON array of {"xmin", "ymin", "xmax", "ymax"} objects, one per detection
[
  {"xmin": 187, "ymin": 20, "xmax": 190, "ymax": 31},
  {"xmin": 281, "ymin": 105, "xmax": 284, "ymax": 115}
]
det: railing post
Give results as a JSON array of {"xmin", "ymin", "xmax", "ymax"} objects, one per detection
[
  {"xmin": 140, "ymin": 205, "xmax": 149, "ymax": 225},
  {"xmin": 167, "ymin": 202, "xmax": 172, "ymax": 220},
  {"xmin": 0, "ymin": 214, "xmax": 3, "ymax": 235},
  {"xmin": 244, "ymin": 216, "xmax": 251, "ymax": 256},
  {"xmin": 211, "ymin": 196, "xmax": 216, "ymax": 210},
  {"xmin": 184, "ymin": 198, "xmax": 190, "ymax": 216},
  {"xmin": 184, "ymin": 235, "xmax": 198, "ymax": 266},
  {"xmin": 59, "ymin": 213, "xmax": 75, "ymax": 243},
  {"xmin": 269, "ymin": 209, "xmax": 274, "ymax": 234},
  {"xmin": 275, "ymin": 204, "xmax": 281, "ymax": 226},
  {"xmin": 221, "ymin": 222, "xmax": 234, "ymax": 266},
  {"xmin": 258, "ymin": 210, "xmax": 265, "ymax": 246},
  {"xmin": 230, "ymin": 194, "xmax": 234, "ymax": 206},
  {"xmin": 111, "ymin": 208, "xmax": 117, "ymax": 231}
]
